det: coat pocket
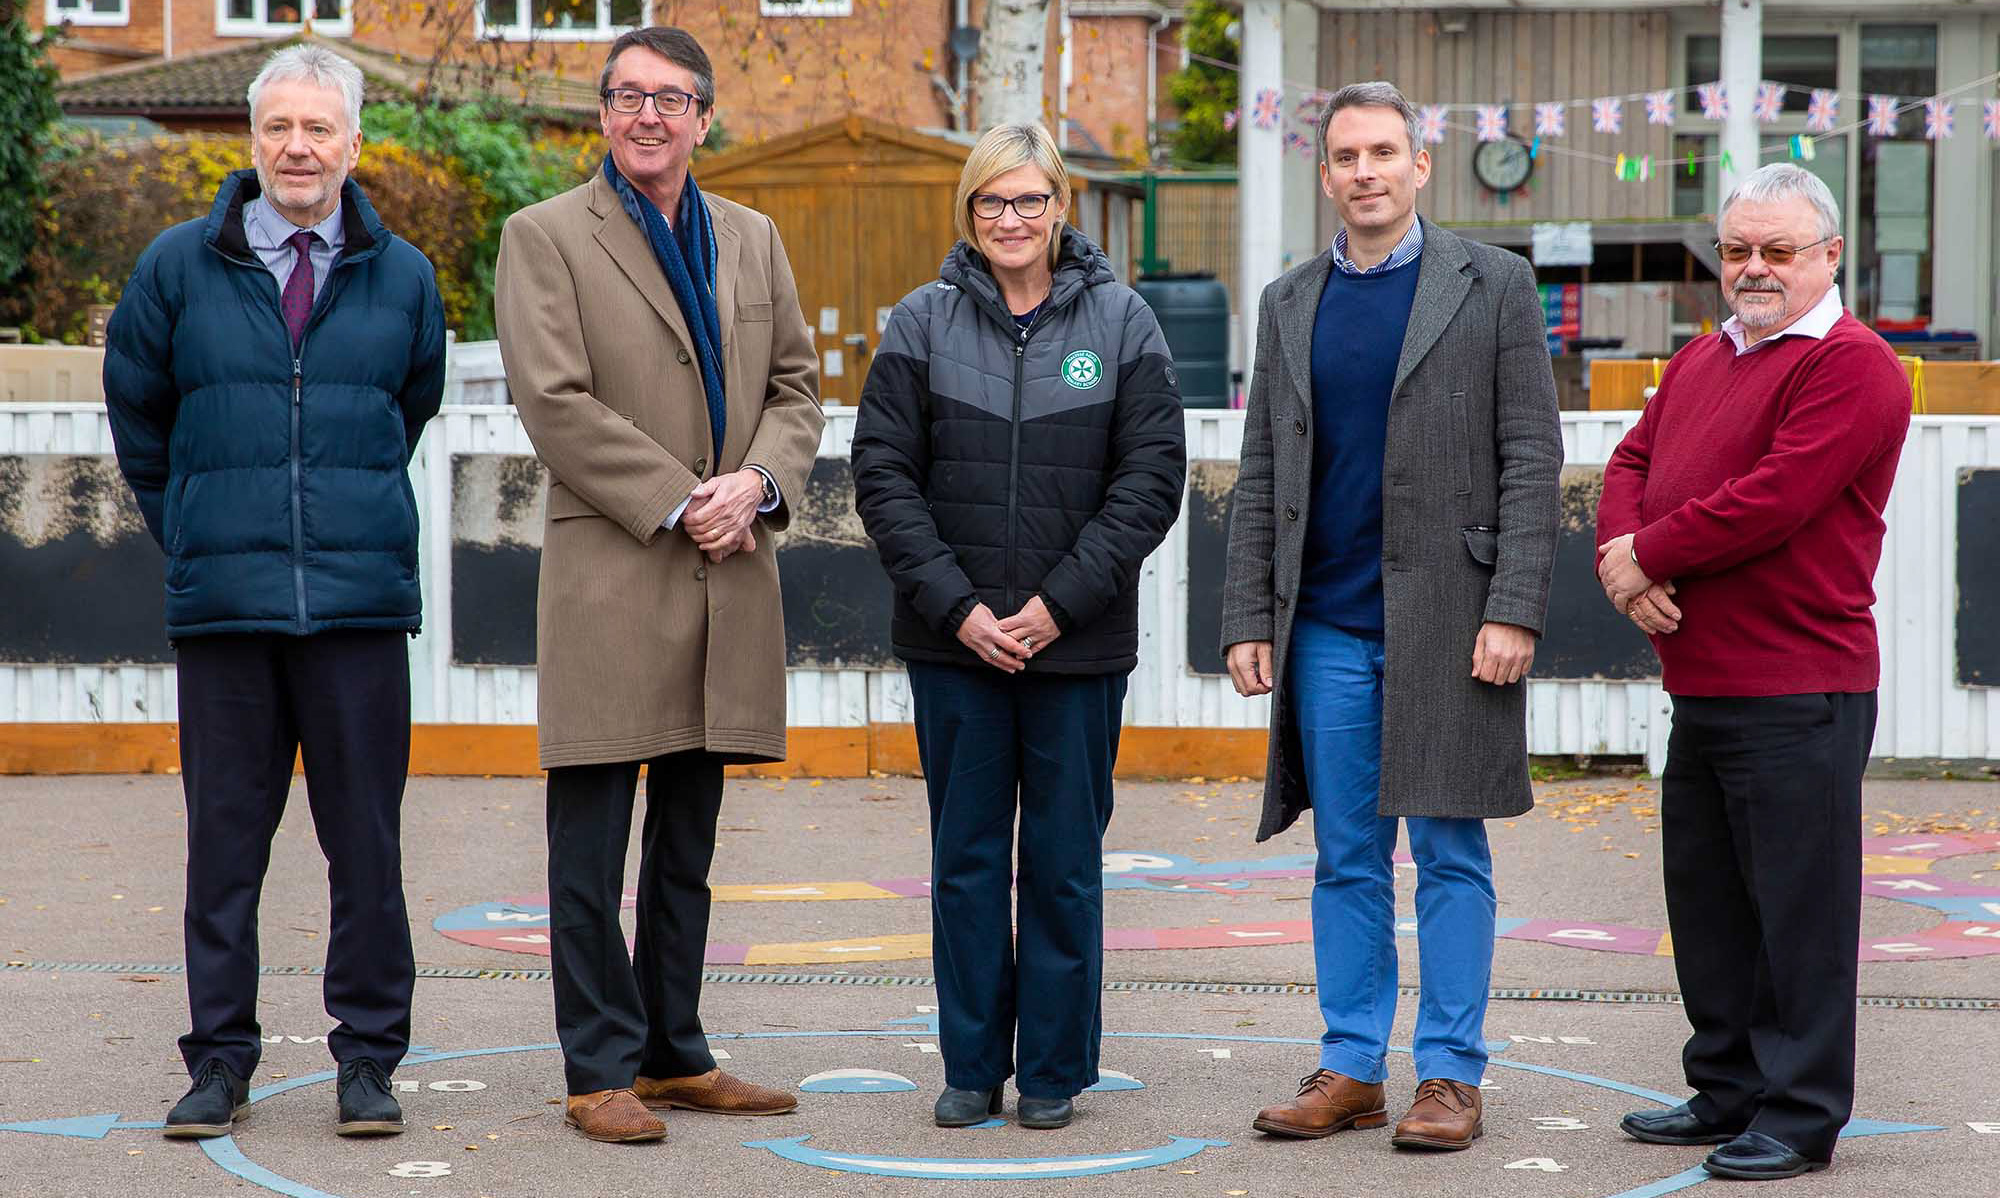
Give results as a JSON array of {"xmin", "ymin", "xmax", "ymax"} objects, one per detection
[
  {"xmin": 1460, "ymin": 524, "xmax": 1498, "ymax": 567},
  {"xmin": 546, "ymin": 482, "xmax": 602, "ymax": 521},
  {"xmin": 1448, "ymin": 390, "xmax": 1471, "ymax": 496},
  {"xmin": 738, "ymin": 300, "xmax": 774, "ymax": 322}
]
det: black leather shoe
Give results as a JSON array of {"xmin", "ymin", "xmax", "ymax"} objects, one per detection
[
  {"xmin": 336, "ymin": 1059, "xmax": 405, "ymax": 1136},
  {"xmin": 1620, "ymin": 1103, "xmax": 1746, "ymax": 1145},
  {"xmin": 933, "ymin": 1085, "xmax": 1003, "ymax": 1127},
  {"xmin": 164, "ymin": 1060, "xmax": 249, "ymax": 1138},
  {"xmin": 1703, "ymin": 1131, "xmax": 1829, "ymax": 1180},
  {"xmin": 1018, "ymin": 1096, "xmax": 1075, "ymax": 1129}
]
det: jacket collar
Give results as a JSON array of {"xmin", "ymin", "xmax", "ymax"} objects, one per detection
[
  {"xmin": 204, "ymin": 169, "xmax": 388, "ymax": 267},
  {"xmin": 586, "ymin": 169, "xmax": 743, "ymax": 361},
  {"xmin": 940, "ymin": 225, "xmax": 1113, "ymax": 333},
  {"xmin": 1275, "ymin": 214, "xmax": 1478, "ymax": 404}
]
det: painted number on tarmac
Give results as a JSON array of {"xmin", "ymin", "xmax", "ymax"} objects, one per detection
[
  {"xmin": 1504, "ymin": 1158, "xmax": 1568, "ymax": 1172},
  {"xmin": 1968, "ymin": 1122, "xmax": 2000, "ymax": 1134},
  {"xmin": 388, "ymin": 1162, "xmax": 453, "ymax": 1178},
  {"xmin": 391, "ymin": 1080, "xmax": 487, "ymax": 1093},
  {"xmin": 1531, "ymin": 1117, "xmax": 1590, "ymax": 1131}
]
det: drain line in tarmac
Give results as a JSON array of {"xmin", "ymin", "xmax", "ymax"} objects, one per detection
[{"xmin": 3, "ymin": 959, "xmax": 1996, "ymax": 1010}]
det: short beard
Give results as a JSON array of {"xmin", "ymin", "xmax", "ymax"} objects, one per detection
[{"xmin": 1731, "ymin": 283, "xmax": 1788, "ymax": 331}]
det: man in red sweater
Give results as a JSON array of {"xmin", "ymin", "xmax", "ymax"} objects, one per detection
[{"xmin": 1595, "ymin": 163, "xmax": 1910, "ymax": 1182}]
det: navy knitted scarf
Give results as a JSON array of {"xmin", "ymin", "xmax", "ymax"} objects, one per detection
[{"xmin": 603, "ymin": 154, "xmax": 725, "ymax": 460}]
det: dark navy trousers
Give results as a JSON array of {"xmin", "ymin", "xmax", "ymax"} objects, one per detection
[
  {"xmin": 907, "ymin": 662, "xmax": 1127, "ymax": 1100},
  {"xmin": 174, "ymin": 630, "xmax": 415, "ymax": 1082}
]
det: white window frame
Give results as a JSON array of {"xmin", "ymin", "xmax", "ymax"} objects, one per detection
[
  {"xmin": 215, "ymin": 0, "xmax": 353, "ymax": 38},
  {"xmin": 478, "ymin": 0, "xmax": 646, "ymax": 43},
  {"xmin": 46, "ymin": 0, "xmax": 130, "ymax": 28},
  {"xmin": 761, "ymin": 1, "xmax": 853, "ymax": 15}
]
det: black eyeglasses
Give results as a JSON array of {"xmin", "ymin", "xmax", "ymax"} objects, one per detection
[
  {"xmin": 970, "ymin": 192, "xmax": 1053, "ymax": 220},
  {"xmin": 601, "ymin": 87, "xmax": 699, "ymax": 118},
  {"xmin": 1714, "ymin": 236, "xmax": 1833, "ymax": 266}
]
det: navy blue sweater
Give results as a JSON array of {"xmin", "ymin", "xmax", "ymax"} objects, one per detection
[
  {"xmin": 104, "ymin": 170, "xmax": 446, "ymax": 640},
  {"xmin": 1296, "ymin": 255, "xmax": 1422, "ymax": 635}
]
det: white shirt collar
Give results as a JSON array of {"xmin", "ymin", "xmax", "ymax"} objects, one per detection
[{"xmin": 1721, "ymin": 285, "xmax": 1843, "ymax": 355}]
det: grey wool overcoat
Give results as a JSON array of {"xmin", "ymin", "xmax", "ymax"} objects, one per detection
[
  {"xmin": 1219, "ymin": 218, "xmax": 1562, "ymax": 839},
  {"xmin": 494, "ymin": 173, "xmax": 823, "ymax": 769}
]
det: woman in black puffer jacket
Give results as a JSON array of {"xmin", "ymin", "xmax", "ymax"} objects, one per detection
[{"xmin": 852, "ymin": 122, "xmax": 1186, "ymax": 1131}]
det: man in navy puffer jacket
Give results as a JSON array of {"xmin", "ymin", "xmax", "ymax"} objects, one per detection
[{"xmin": 104, "ymin": 46, "xmax": 444, "ymax": 1142}]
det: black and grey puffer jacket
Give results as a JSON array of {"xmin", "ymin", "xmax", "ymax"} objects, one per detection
[{"xmin": 853, "ymin": 227, "xmax": 1187, "ymax": 674}]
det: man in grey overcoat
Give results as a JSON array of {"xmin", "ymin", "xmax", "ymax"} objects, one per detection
[{"xmin": 1220, "ymin": 82, "xmax": 1561, "ymax": 1152}]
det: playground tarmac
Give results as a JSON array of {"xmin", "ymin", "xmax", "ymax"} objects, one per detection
[{"xmin": 2, "ymin": 770, "xmax": 1997, "ymax": 1197}]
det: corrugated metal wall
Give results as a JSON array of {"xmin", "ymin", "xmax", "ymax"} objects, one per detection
[{"xmin": 6, "ymin": 378, "xmax": 1997, "ymax": 773}]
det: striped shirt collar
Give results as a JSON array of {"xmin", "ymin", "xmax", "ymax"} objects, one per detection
[{"xmin": 1332, "ymin": 218, "xmax": 1424, "ymax": 276}]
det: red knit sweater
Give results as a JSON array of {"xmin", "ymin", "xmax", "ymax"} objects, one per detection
[{"xmin": 1596, "ymin": 313, "xmax": 1910, "ymax": 696}]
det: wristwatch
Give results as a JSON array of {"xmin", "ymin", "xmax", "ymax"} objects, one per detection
[{"xmin": 758, "ymin": 470, "xmax": 778, "ymax": 506}]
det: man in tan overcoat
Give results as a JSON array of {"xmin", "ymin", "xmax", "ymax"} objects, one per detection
[{"xmin": 493, "ymin": 25, "xmax": 821, "ymax": 1145}]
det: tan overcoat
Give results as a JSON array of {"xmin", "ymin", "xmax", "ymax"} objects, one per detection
[{"xmin": 494, "ymin": 172, "xmax": 822, "ymax": 769}]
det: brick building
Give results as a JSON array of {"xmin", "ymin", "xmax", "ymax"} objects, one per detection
[{"xmin": 35, "ymin": 0, "xmax": 1190, "ymax": 157}]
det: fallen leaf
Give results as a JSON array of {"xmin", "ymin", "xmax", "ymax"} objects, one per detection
[{"xmin": 433, "ymin": 1124, "xmax": 453, "ymax": 1131}]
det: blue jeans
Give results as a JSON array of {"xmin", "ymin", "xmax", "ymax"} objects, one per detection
[{"xmin": 1289, "ymin": 617, "xmax": 1495, "ymax": 1087}]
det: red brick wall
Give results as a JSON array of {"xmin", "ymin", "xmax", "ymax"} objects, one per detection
[{"xmin": 40, "ymin": 0, "xmax": 1173, "ymax": 153}]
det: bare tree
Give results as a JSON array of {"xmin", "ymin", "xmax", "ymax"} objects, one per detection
[{"xmin": 973, "ymin": 0, "xmax": 1049, "ymax": 129}]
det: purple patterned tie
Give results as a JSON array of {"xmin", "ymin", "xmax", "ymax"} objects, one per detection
[{"xmin": 280, "ymin": 229, "xmax": 316, "ymax": 351}]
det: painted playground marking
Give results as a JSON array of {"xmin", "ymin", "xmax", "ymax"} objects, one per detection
[
  {"xmin": 0, "ymin": 1013, "xmax": 1944, "ymax": 1196},
  {"xmin": 434, "ymin": 836, "xmax": 2000, "ymax": 965}
]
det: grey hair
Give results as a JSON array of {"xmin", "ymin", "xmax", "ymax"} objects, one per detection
[
  {"xmin": 1314, "ymin": 81, "xmax": 1424, "ymax": 166},
  {"xmin": 1719, "ymin": 163, "xmax": 1842, "ymax": 241},
  {"xmin": 246, "ymin": 45, "xmax": 364, "ymax": 134},
  {"xmin": 599, "ymin": 27, "xmax": 715, "ymax": 112}
]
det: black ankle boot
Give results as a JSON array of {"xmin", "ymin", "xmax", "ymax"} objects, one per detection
[
  {"xmin": 933, "ymin": 1085, "xmax": 1003, "ymax": 1127},
  {"xmin": 1018, "ymin": 1095, "xmax": 1075, "ymax": 1129},
  {"xmin": 336, "ymin": 1058, "xmax": 405, "ymax": 1136}
]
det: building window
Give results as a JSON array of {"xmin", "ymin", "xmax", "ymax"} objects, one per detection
[
  {"xmin": 1684, "ymin": 34, "xmax": 1838, "ymax": 114},
  {"xmin": 1677, "ymin": 21, "xmax": 1937, "ymax": 329},
  {"xmin": 47, "ymin": 0, "xmax": 128, "ymax": 26},
  {"xmin": 1854, "ymin": 24, "xmax": 1936, "ymax": 328},
  {"xmin": 217, "ymin": 0, "xmax": 350, "ymax": 37},
  {"xmin": 761, "ymin": 1, "xmax": 852, "ymax": 14},
  {"xmin": 481, "ymin": 0, "xmax": 643, "ymax": 41}
]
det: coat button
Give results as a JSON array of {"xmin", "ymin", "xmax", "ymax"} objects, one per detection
[
  {"xmin": 1293, "ymin": 418, "xmax": 1306, "ymax": 435},
  {"xmin": 693, "ymin": 456, "xmax": 707, "ymax": 476},
  {"xmin": 1285, "ymin": 505, "xmax": 1298, "ymax": 521},
  {"xmin": 677, "ymin": 348, "xmax": 692, "ymax": 364},
  {"xmin": 694, "ymin": 566, "xmax": 707, "ymax": 580},
  {"xmin": 1276, "ymin": 595, "xmax": 1289, "ymax": 608}
]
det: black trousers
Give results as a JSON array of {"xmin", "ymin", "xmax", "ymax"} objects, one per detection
[
  {"xmin": 907, "ymin": 662, "xmax": 1126, "ymax": 1100},
  {"xmin": 175, "ymin": 631, "xmax": 414, "ymax": 1081},
  {"xmin": 545, "ymin": 751, "xmax": 724, "ymax": 1095},
  {"xmin": 1662, "ymin": 691, "xmax": 1876, "ymax": 1162}
]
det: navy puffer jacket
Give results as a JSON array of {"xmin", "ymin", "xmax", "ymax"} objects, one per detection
[
  {"xmin": 853, "ymin": 227, "xmax": 1187, "ymax": 674},
  {"xmin": 104, "ymin": 170, "xmax": 446, "ymax": 640}
]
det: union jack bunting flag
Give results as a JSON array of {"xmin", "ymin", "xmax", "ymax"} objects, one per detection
[
  {"xmin": 1222, "ymin": 108, "xmax": 1238, "ymax": 133},
  {"xmin": 1753, "ymin": 81, "xmax": 1785, "ymax": 123},
  {"xmin": 1418, "ymin": 104, "xmax": 1449, "ymax": 145},
  {"xmin": 1924, "ymin": 98, "xmax": 1954, "ymax": 140},
  {"xmin": 1697, "ymin": 83, "xmax": 1730, "ymax": 121},
  {"xmin": 1645, "ymin": 90, "xmax": 1676, "ymax": 125},
  {"xmin": 1985, "ymin": 99, "xmax": 2000, "ymax": 141},
  {"xmin": 1296, "ymin": 90, "xmax": 1332, "ymax": 120},
  {"xmin": 1806, "ymin": 89, "xmax": 1839, "ymax": 133},
  {"xmin": 1591, "ymin": 97, "xmax": 1624, "ymax": 135},
  {"xmin": 1251, "ymin": 88, "xmax": 1283, "ymax": 130},
  {"xmin": 1534, "ymin": 102, "xmax": 1566, "ymax": 138},
  {"xmin": 1867, "ymin": 95, "xmax": 1899, "ymax": 136},
  {"xmin": 1475, "ymin": 105, "xmax": 1508, "ymax": 142}
]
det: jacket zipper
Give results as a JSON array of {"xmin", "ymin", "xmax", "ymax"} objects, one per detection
[
  {"xmin": 291, "ymin": 355, "xmax": 307, "ymax": 634},
  {"xmin": 1005, "ymin": 330, "xmax": 1026, "ymax": 613}
]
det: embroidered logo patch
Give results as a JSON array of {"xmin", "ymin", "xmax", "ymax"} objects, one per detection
[{"xmin": 1062, "ymin": 350, "xmax": 1103, "ymax": 390}]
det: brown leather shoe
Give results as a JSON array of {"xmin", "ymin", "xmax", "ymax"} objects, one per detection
[
  {"xmin": 1390, "ymin": 1078, "xmax": 1483, "ymax": 1150},
  {"xmin": 564, "ymin": 1089, "xmax": 666, "ymax": 1143},
  {"xmin": 1251, "ymin": 1069, "xmax": 1387, "ymax": 1138},
  {"xmin": 633, "ymin": 1068, "xmax": 798, "ymax": 1116}
]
